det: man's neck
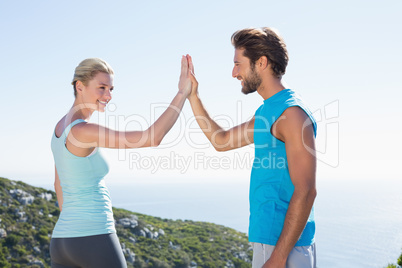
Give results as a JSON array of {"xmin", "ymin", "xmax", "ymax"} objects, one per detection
[{"xmin": 257, "ymin": 77, "xmax": 286, "ymax": 100}]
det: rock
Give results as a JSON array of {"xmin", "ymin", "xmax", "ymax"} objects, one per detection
[
  {"xmin": 190, "ymin": 261, "xmax": 197, "ymax": 267},
  {"xmin": 146, "ymin": 231, "xmax": 153, "ymax": 239},
  {"xmin": 38, "ymin": 192, "xmax": 52, "ymax": 201},
  {"xmin": 0, "ymin": 228, "xmax": 7, "ymax": 238},
  {"xmin": 16, "ymin": 211, "xmax": 28, "ymax": 222},
  {"xmin": 17, "ymin": 211, "xmax": 25, "ymax": 218},
  {"xmin": 158, "ymin": 228, "xmax": 165, "ymax": 236},
  {"xmin": 127, "ymin": 251, "xmax": 135, "ymax": 264},
  {"xmin": 122, "ymin": 247, "xmax": 136, "ymax": 264},
  {"xmin": 143, "ymin": 228, "xmax": 153, "ymax": 239},
  {"xmin": 117, "ymin": 217, "xmax": 138, "ymax": 228},
  {"xmin": 225, "ymin": 260, "xmax": 234, "ymax": 268},
  {"xmin": 33, "ymin": 246, "xmax": 41, "ymax": 254},
  {"xmin": 234, "ymin": 251, "xmax": 250, "ymax": 263},
  {"xmin": 18, "ymin": 217, "xmax": 28, "ymax": 223},
  {"xmin": 169, "ymin": 241, "xmax": 180, "ymax": 250},
  {"xmin": 9, "ymin": 189, "xmax": 34, "ymax": 205},
  {"xmin": 9, "ymin": 189, "xmax": 21, "ymax": 195},
  {"xmin": 30, "ymin": 259, "xmax": 44, "ymax": 268},
  {"xmin": 138, "ymin": 230, "xmax": 146, "ymax": 237},
  {"xmin": 129, "ymin": 237, "xmax": 136, "ymax": 244},
  {"xmin": 20, "ymin": 195, "xmax": 34, "ymax": 205},
  {"xmin": 153, "ymin": 231, "xmax": 159, "ymax": 239}
]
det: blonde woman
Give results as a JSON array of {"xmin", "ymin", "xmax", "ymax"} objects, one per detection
[{"xmin": 50, "ymin": 57, "xmax": 191, "ymax": 268}]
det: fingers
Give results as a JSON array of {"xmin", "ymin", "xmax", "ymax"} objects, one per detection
[
  {"xmin": 189, "ymin": 68, "xmax": 198, "ymax": 84},
  {"xmin": 186, "ymin": 54, "xmax": 195, "ymax": 75},
  {"xmin": 181, "ymin": 55, "xmax": 188, "ymax": 74}
]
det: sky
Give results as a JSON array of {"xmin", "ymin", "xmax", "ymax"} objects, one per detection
[{"xmin": 1, "ymin": 0, "xmax": 401, "ymax": 187}]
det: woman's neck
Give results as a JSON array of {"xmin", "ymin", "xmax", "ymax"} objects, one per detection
[{"xmin": 67, "ymin": 99, "xmax": 94, "ymax": 122}]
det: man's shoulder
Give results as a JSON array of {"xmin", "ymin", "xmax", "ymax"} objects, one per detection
[
  {"xmin": 254, "ymin": 103, "xmax": 264, "ymax": 115},
  {"xmin": 281, "ymin": 106, "xmax": 310, "ymax": 119}
]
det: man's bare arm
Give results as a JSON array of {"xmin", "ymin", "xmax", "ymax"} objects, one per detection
[{"xmin": 263, "ymin": 106, "xmax": 317, "ymax": 268}]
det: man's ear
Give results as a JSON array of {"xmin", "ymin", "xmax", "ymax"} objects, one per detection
[{"xmin": 258, "ymin": 56, "xmax": 269, "ymax": 70}]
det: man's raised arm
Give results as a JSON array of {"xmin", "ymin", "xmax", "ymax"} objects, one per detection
[{"xmin": 186, "ymin": 55, "xmax": 254, "ymax": 151}]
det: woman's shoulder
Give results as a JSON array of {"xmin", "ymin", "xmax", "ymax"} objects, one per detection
[
  {"xmin": 69, "ymin": 121, "xmax": 102, "ymax": 146},
  {"xmin": 54, "ymin": 116, "xmax": 67, "ymax": 138},
  {"xmin": 55, "ymin": 116, "xmax": 90, "ymax": 138}
]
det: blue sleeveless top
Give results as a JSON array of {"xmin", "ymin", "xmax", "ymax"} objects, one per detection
[
  {"xmin": 51, "ymin": 119, "xmax": 116, "ymax": 238},
  {"xmin": 249, "ymin": 89, "xmax": 317, "ymax": 246}
]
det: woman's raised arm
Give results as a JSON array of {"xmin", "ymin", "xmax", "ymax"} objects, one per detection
[{"xmin": 68, "ymin": 55, "xmax": 192, "ymax": 149}]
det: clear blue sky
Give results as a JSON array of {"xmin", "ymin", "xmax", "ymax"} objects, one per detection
[{"xmin": 1, "ymin": 0, "xmax": 401, "ymax": 186}]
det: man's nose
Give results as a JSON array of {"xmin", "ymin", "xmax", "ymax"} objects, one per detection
[{"xmin": 232, "ymin": 67, "xmax": 238, "ymax": 78}]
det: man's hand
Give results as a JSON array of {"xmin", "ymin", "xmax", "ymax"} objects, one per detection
[
  {"xmin": 262, "ymin": 254, "xmax": 286, "ymax": 268},
  {"xmin": 186, "ymin": 54, "xmax": 199, "ymax": 100},
  {"xmin": 178, "ymin": 55, "xmax": 192, "ymax": 97}
]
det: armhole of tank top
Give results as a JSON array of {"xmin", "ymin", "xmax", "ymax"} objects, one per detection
[
  {"xmin": 65, "ymin": 120, "xmax": 98, "ymax": 158},
  {"xmin": 269, "ymin": 105, "xmax": 302, "ymax": 144},
  {"xmin": 64, "ymin": 119, "xmax": 86, "ymax": 143},
  {"xmin": 269, "ymin": 105, "xmax": 316, "ymax": 142}
]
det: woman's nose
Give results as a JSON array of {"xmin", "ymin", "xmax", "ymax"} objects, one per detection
[{"xmin": 104, "ymin": 89, "xmax": 112, "ymax": 100}]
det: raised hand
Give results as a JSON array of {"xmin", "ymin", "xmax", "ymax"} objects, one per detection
[
  {"xmin": 178, "ymin": 55, "xmax": 192, "ymax": 97},
  {"xmin": 187, "ymin": 54, "xmax": 199, "ymax": 100}
]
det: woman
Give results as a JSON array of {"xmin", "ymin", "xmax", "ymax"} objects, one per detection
[{"xmin": 50, "ymin": 56, "xmax": 192, "ymax": 267}]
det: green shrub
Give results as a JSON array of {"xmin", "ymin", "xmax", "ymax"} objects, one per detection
[
  {"xmin": 398, "ymin": 251, "xmax": 402, "ymax": 266},
  {"xmin": 5, "ymin": 234, "xmax": 19, "ymax": 246}
]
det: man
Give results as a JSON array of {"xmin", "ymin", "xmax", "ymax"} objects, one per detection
[{"xmin": 186, "ymin": 27, "xmax": 317, "ymax": 268}]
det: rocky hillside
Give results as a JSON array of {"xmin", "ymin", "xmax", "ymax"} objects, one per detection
[{"xmin": 0, "ymin": 177, "xmax": 252, "ymax": 267}]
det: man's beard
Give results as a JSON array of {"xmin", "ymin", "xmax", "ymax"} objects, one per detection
[{"xmin": 241, "ymin": 66, "xmax": 262, "ymax": 95}]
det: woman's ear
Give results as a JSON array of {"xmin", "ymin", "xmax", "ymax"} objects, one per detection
[{"xmin": 75, "ymin": 81, "xmax": 84, "ymax": 95}]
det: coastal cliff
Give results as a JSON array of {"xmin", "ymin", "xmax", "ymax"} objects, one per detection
[{"xmin": 0, "ymin": 177, "xmax": 252, "ymax": 268}]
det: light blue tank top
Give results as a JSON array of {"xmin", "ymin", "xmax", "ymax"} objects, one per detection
[
  {"xmin": 249, "ymin": 89, "xmax": 317, "ymax": 246},
  {"xmin": 51, "ymin": 119, "xmax": 116, "ymax": 238}
]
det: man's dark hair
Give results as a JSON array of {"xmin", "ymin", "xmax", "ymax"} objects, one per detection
[{"xmin": 231, "ymin": 27, "xmax": 289, "ymax": 78}]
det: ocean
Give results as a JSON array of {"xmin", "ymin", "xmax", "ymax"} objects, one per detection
[{"xmin": 106, "ymin": 177, "xmax": 402, "ymax": 268}]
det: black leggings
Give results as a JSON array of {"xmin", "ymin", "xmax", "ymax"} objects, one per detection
[{"xmin": 50, "ymin": 233, "xmax": 127, "ymax": 268}]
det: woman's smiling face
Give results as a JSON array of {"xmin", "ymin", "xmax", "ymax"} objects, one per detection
[{"xmin": 79, "ymin": 72, "xmax": 114, "ymax": 112}]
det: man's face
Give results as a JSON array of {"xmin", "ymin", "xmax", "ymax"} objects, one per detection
[{"xmin": 232, "ymin": 48, "xmax": 262, "ymax": 95}]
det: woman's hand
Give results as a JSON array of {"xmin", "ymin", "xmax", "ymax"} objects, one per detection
[
  {"xmin": 187, "ymin": 54, "xmax": 199, "ymax": 100},
  {"xmin": 178, "ymin": 55, "xmax": 192, "ymax": 97}
]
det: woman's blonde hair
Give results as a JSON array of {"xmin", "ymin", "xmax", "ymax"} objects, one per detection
[{"xmin": 72, "ymin": 58, "xmax": 114, "ymax": 97}]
